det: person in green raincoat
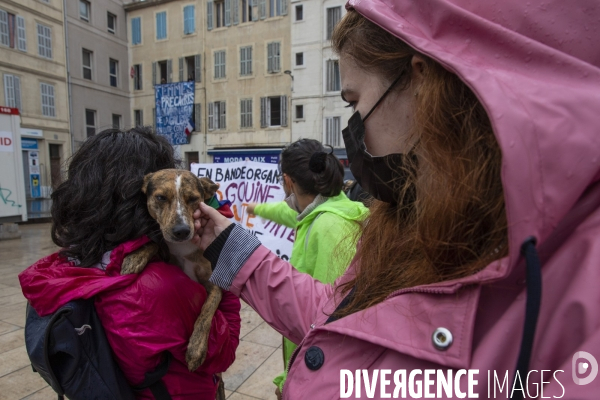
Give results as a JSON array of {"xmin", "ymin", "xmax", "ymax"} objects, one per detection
[{"xmin": 247, "ymin": 139, "xmax": 368, "ymax": 398}]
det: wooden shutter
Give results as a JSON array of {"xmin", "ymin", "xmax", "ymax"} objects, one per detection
[
  {"xmin": 208, "ymin": 102, "xmax": 214, "ymax": 131},
  {"xmin": 195, "ymin": 54, "xmax": 201, "ymax": 82},
  {"xmin": 220, "ymin": 101, "xmax": 226, "ymax": 129},
  {"xmin": 233, "ymin": 0, "xmax": 239, "ymax": 25},
  {"xmin": 167, "ymin": 59, "xmax": 172, "ymax": 82},
  {"xmin": 179, "ymin": 57, "xmax": 184, "ymax": 81},
  {"xmin": 260, "ymin": 97, "xmax": 268, "ymax": 128},
  {"xmin": 281, "ymin": 0, "xmax": 288, "ymax": 16},
  {"xmin": 207, "ymin": 2, "xmax": 214, "ymax": 31},
  {"xmin": 225, "ymin": 0, "xmax": 231, "ymax": 26},
  {"xmin": 16, "ymin": 16, "xmax": 26, "ymax": 51},
  {"xmin": 280, "ymin": 95, "xmax": 287, "ymax": 127},
  {"xmin": 259, "ymin": 0, "xmax": 266, "ymax": 19},
  {"xmin": 152, "ymin": 62, "xmax": 157, "ymax": 85}
]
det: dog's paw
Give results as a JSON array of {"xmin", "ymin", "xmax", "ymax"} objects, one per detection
[
  {"xmin": 120, "ymin": 243, "xmax": 158, "ymax": 275},
  {"xmin": 185, "ymin": 339, "xmax": 208, "ymax": 372}
]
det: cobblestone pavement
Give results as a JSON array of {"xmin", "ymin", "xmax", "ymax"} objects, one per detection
[{"xmin": 0, "ymin": 223, "xmax": 281, "ymax": 400}]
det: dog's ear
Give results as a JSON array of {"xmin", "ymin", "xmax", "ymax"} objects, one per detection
[
  {"xmin": 142, "ymin": 173, "xmax": 154, "ymax": 194},
  {"xmin": 198, "ymin": 177, "xmax": 219, "ymax": 201}
]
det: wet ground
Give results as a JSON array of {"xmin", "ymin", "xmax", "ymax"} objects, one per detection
[{"xmin": 0, "ymin": 223, "xmax": 281, "ymax": 400}]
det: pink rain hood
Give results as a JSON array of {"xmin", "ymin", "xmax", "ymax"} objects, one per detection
[{"xmin": 348, "ymin": 0, "xmax": 600, "ymax": 275}]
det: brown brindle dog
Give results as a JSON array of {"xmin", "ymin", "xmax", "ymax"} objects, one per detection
[{"xmin": 121, "ymin": 169, "xmax": 227, "ymax": 398}]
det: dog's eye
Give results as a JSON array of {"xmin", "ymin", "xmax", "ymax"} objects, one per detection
[
  {"xmin": 155, "ymin": 195, "xmax": 167, "ymax": 202},
  {"xmin": 188, "ymin": 197, "xmax": 199, "ymax": 204}
]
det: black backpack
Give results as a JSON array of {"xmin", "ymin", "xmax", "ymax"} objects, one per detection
[{"xmin": 25, "ymin": 299, "xmax": 172, "ymax": 400}]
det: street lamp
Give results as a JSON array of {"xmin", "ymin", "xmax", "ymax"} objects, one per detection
[{"xmin": 284, "ymin": 70, "xmax": 294, "ymax": 142}]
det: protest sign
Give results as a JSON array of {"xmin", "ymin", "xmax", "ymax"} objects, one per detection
[
  {"xmin": 155, "ymin": 82, "xmax": 195, "ymax": 145},
  {"xmin": 191, "ymin": 161, "xmax": 294, "ymax": 260}
]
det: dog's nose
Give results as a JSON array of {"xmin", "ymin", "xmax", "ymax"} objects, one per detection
[{"xmin": 172, "ymin": 225, "xmax": 191, "ymax": 240}]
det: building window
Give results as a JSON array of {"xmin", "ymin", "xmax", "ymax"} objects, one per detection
[
  {"xmin": 208, "ymin": 101, "xmax": 226, "ymax": 130},
  {"xmin": 107, "ymin": 12, "xmax": 116, "ymax": 34},
  {"xmin": 112, "ymin": 114, "xmax": 121, "ymax": 129},
  {"xmin": 134, "ymin": 109, "xmax": 143, "ymax": 126},
  {"xmin": 215, "ymin": 1, "xmax": 226, "ymax": 28},
  {"xmin": 109, "ymin": 59, "xmax": 118, "ymax": 87},
  {"xmin": 326, "ymin": 6, "xmax": 341, "ymax": 40},
  {"xmin": 295, "ymin": 104, "xmax": 303, "ymax": 120},
  {"xmin": 0, "ymin": 12, "xmax": 27, "ymax": 51},
  {"xmin": 241, "ymin": 0, "xmax": 254, "ymax": 22},
  {"xmin": 269, "ymin": 0, "xmax": 286, "ymax": 17},
  {"xmin": 183, "ymin": 5, "xmax": 195, "ymax": 34},
  {"xmin": 40, "ymin": 83, "xmax": 55, "ymax": 117},
  {"xmin": 260, "ymin": 96, "xmax": 287, "ymax": 127},
  {"xmin": 85, "ymin": 109, "xmax": 96, "ymax": 137},
  {"xmin": 240, "ymin": 98, "xmax": 252, "ymax": 128},
  {"xmin": 325, "ymin": 117, "xmax": 341, "ymax": 147},
  {"xmin": 295, "ymin": 4, "xmax": 302, "ymax": 21},
  {"xmin": 240, "ymin": 46, "xmax": 252, "ymax": 76},
  {"xmin": 131, "ymin": 17, "xmax": 141, "ymax": 45},
  {"xmin": 3, "ymin": 74, "xmax": 21, "ymax": 110},
  {"xmin": 295, "ymin": 52, "xmax": 303, "ymax": 66},
  {"xmin": 82, "ymin": 49, "xmax": 93, "ymax": 80},
  {"xmin": 36, "ymin": 23, "xmax": 52, "ymax": 59},
  {"xmin": 133, "ymin": 64, "xmax": 142, "ymax": 90},
  {"xmin": 79, "ymin": 0, "xmax": 90, "ymax": 22},
  {"xmin": 180, "ymin": 55, "xmax": 200, "ymax": 82},
  {"xmin": 214, "ymin": 50, "xmax": 226, "ymax": 79},
  {"xmin": 156, "ymin": 11, "xmax": 167, "ymax": 40},
  {"xmin": 154, "ymin": 59, "xmax": 171, "ymax": 84},
  {"xmin": 326, "ymin": 59, "xmax": 340, "ymax": 92},
  {"xmin": 267, "ymin": 42, "xmax": 280, "ymax": 73}
]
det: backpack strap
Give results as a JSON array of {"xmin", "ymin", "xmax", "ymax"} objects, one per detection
[{"xmin": 132, "ymin": 351, "xmax": 173, "ymax": 400}]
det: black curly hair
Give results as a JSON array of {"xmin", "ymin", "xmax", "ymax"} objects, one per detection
[
  {"xmin": 280, "ymin": 138, "xmax": 344, "ymax": 197},
  {"xmin": 51, "ymin": 127, "xmax": 178, "ymax": 267}
]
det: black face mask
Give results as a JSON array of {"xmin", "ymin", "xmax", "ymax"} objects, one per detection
[{"xmin": 342, "ymin": 74, "xmax": 417, "ymax": 205}]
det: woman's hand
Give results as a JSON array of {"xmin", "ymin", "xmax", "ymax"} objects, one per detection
[
  {"xmin": 192, "ymin": 202, "xmax": 233, "ymax": 251},
  {"xmin": 246, "ymin": 203, "xmax": 258, "ymax": 216}
]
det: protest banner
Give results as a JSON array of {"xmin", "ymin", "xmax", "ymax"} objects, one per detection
[
  {"xmin": 155, "ymin": 82, "xmax": 195, "ymax": 145},
  {"xmin": 191, "ymin": 161, "xmax": 294, "ymax": 260}
]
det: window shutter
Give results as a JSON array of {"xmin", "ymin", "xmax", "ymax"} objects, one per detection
[
  {"xmin": 240, "ymin": 99, "xmax": 245, "ymax": 127},
  {"xmin": 274, "ymin": 42, "xmax": 280, "ymax": 72},
  {"xmin": 247, "ymin": 47, "xmax": 253, "ymax": 74},
  {"xmin": 281, "ymin": 0, "xmax": 288, "ymax": 16},
  {"xmin": 251, "ymin": 0, "xmax": 258, "ymax": 21},
  {"xmin": 334, "ymin": 117, "xmax": 340, "ymax": 146},
  {"xmin": 208, "ymin": 102, "xmax": 214, "ymax": 130},
  {"xmin": 194, "ymin": 103, "xmax": 201, "ymax": 131},
  {"xmin": 240, "ymin": 47, "xmax": 245, "ymax": 76},
  {"xmin": 220, "ymin": 101, "xmax": 226, "ymax": 129},
  {"xmin": 179, "ymin": 57, "xmax": 184, "ymax": 81},
  {"xmin": 0, "ymin": 11, "xmax": 9, "ymax": 47},
  {"xmin": 280, "ymin": 95, "xmax": 287, "ymax": 127},
  {"xmin": 259, "ymin": 0, "xmax": 266, "ymax": 19},
  {"xmin": 207, "ymin": 2, "xmax": 214, "ymax": 31},
  {"xmin": 247, "ymin": 99, "xmax": 252, "ymax": 127},
  {"xmin": 138, "ymin": 65, "xmax": 143, "ymax": 89},
  {"xmin": 13, "ymin": 76, "xmax": 21, "ymax": 110},
  {"xmin": 140, "ymin": 110, "xmax": 144, "ymax": 125},
  {"xmin": 195, "ymin": 54, "xmax": 201, "ymax": 82},
  {"xmin": 16, "ymin": 16, "xmax": 26, "ymax": 51},
  {"xmin": 225, "ymin": 0, "xmax": 231, "ymax": 26},
  {"xmin": 260, "ymin": 97, "xmax": 267, "ymax": 128},
  {"xmin": 233, "ymin": 0, "xmax": 239, "ymax": 25},
  {"xmin": 167, "ymin": 59, "xmax": 172, "ymax": 83},
  {"xmin": 152, "ymin": 108, "xmax": 156, "ymax": 128},
  {"xmin": 267, "ymin": 43, "xmax": 273, "ymax": 73},
  {"xmin": 4, "ymin": 75, "xmax": 14, "ymax": 108},
  {"xmin": 221, "ymin": 51, "xmax": 226, "ymax": 78},
  {"xmin": 326, "ymin": 60, "xmax": 332, "ymax": 91},
  {"xmin": 152, "ymin": 62, "xmax": 157, "ymax": 85}
]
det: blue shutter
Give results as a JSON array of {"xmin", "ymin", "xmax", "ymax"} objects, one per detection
[
  {"xmin": 225, "ymin": 0, "xmax": 231, "ymax": 26},
  {"xmin": 207, "ymin": 2, "xmax": 214, "ymax": 31},
  {"xmin": 132, "ymin": 18, "xmax": 141, "ymax": 45}
]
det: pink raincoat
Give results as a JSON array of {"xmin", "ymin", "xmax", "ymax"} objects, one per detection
[
  {"xmin": 19, "ymin": 236, "xmax": 241, "ymax": 399},
  {"xmin": 225, "ymin": 0, "xmax": 600, "ymax": 398}
]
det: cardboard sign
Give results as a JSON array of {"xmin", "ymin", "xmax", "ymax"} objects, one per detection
[
  {"xmin": 155, "ymin": 82, "xmax": 195, "ymax": 145},
  {"xmin": 191, "ymin": 161, "xmax": 294, "ymax": 261}
]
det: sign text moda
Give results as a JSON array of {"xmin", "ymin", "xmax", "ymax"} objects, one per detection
[{"xmin": 191, "ymin": 161, "xmax": 294, "ymax": 260}]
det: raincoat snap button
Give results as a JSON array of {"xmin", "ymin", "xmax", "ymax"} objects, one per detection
[
  {"xmin": 304, "ymin": 346, "xmax": 324, "ymax": 370},
  {"xmin": 432, "ymin": 327, "xmax": 453, "ymax": 350},
  {"xmin": 310, "ymin": 324, "xmax": 315, "ymax": 329}
]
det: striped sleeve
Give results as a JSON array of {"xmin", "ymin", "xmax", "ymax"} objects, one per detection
[{"xmin": 208, "ymin": 224, "xmax": 262, "ymax": 290}]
